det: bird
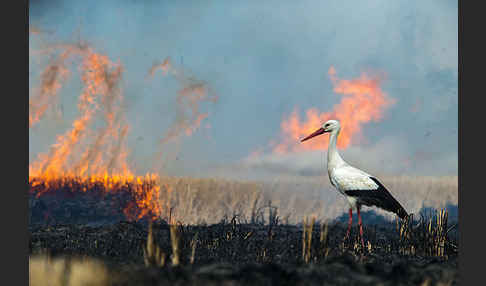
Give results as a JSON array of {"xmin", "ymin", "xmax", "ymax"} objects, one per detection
[{"xmin": 301, "ymin": 119, "xmax": 408, "ymax": 248}]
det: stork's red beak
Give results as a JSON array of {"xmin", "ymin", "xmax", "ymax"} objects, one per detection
[{"xmin": 301, "ymin": 127, "xmax": 326, "ymax": 142}]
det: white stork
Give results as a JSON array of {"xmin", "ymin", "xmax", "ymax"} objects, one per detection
[{"xmin": 301, "ymin": 119, "xmax": 408, "ymax": 248}]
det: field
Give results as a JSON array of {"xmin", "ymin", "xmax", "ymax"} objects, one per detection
[{"xmin": 29, "ymin": 175, "xmax": 458, "ymax": 285}]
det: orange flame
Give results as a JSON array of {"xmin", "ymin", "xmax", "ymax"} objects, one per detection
[
  {"xmin": 273, "ymin": 66, "xmax": 395, "ymax": 153},
  {"xmin": 29, "ymin": 173, "xmax": 163, "ymax": 221},
  {"xmin": 30, "ymin": 49, "xmax": 116, "ymax": 177},
  {"xmin": 29, "ymin": 42, "xmax": 163, "ymax": 221}
]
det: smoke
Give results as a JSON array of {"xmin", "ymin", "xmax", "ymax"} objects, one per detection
[
  {"xmin": 29, "ymin": 45, "xmax": 75, "ymax": 127},
  {"xmin": 147, "ymin": 58, "xmax": 171, "ymax": 78},
  {"xmin": 29, "ymin": 0, "xmax": 457, "ymax": 178},
  {"xmin": 219, "ymin": 135, "xmax": 457, "ymax": 181},
  {"xmin": 147, "ymin": 57, "xmax": 219, "ymax": 172}
]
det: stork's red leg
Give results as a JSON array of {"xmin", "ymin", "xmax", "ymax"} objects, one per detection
[
  {"xmin": 345, "ymin": 208, "xmax": 352, "ymax": 240},
  {"xmin": 357, "ymin": 206, "xmax": 365, "ymax": 249}
]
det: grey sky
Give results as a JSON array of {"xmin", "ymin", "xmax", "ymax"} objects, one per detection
[{"xmin": 29, "ymin": 0, "xmax": 457, "ymax": 179}]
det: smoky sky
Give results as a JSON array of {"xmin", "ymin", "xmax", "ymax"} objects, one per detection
[{"xmin": 29, "ymin": 0, "xmax": 458, "ymax": 179}]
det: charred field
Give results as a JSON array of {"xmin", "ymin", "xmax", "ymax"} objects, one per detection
[{"xmin": 29, "ymin": 177, "xmax": 459, "ymax": 286}]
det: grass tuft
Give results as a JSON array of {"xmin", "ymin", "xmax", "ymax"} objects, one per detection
[{"xmin": 142, "ymin": 221, "xmax": 166, "ymax": 267}]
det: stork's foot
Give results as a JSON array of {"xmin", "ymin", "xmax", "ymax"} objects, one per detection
[
  {"xmin": 341, "ymin": 235, "xmax": 348, "ymax": 249},
  {"xmin": 359, "ymin": 236, "xmax": 365, "ymax": 252},
  {"xmin": 344, "ymin": 229, "xmax": 351, "ymax": 241},
  {"xmin": 342, "ymin": 230, "xmax": 353, "ymax": 248},
  {"xmin": 356, "ymin": 206, "xmax": 366, "ymax": 252},
  {"xmin": 342, "ymin": 234, "xmax": 349, "ymax": 245},
  {"xmin": 342, "ymin": 208, "xmax": 353, "ymax": 246}
]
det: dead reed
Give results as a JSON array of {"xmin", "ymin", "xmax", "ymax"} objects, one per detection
[
  {"xmin": 142, "ymin": 222, "xmax": 166, "ymax": 267},
  {"xmin": 319, "ymin": 223, "xmax": 330, "ymax": 259},
  {"xmin": 170, "ymin": 223, "xmax": 182, "ymax": 266},
  {"xmin": 396, "ymin": 208, "xmax": 456, "ymax": 258},
  {"xmin": 302, "ymin": 216, "xmax": 315, "ymax": 263},
  {"xmin": 154, "ymin": 175, "xmax": 457, "ymax": 225}
]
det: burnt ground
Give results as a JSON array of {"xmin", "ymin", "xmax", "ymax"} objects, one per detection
[
  {"xmin": 28, "ymin": 187, "xmax": 459, "ymax": 285},
  {"xmin": 29, "ymin": 220, "xmax": 458, "ymax": 285}
]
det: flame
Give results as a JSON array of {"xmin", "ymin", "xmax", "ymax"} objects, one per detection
[
  {"xmin": 30, "ymin": 40, "xmax": 219, "ymax": 222},
  {"xmin": 30, "ymin": 48, "xmax": 115, "ymax": 177},
  {"xmin": 29, "ymin": 42, "xmax": 163, "ymax": 221},
  {"xmin": 29, "ymin": 173, "xmax": 163, "ymax": 221},
  {"xmin": 273, "ymin": 66, "xmax": 395, "ymax": 153}
]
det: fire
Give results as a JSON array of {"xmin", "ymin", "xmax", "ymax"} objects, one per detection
[
  {"xmin": 29, "ymin": 173, "xmax": 162, "ymax": 221},
  {"xmin": 29, "ymin": 47, "xmax": 122, "ymax": 177},
  {"xmin": 273, "ymin": 66, "xmax": 395, "ymax": 153},
  {"xmin": 29, "ymin": 42, "xmax": 164, "ymax": 222},
  {"xmin": 29, "ymin": 41, "xmax": 218, "ymax": 222}
]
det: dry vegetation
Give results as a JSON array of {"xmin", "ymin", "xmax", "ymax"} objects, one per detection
[
  {"xmin": 29, "ymin": 175, "xmax": 457, "ymax": 225},
  {"xmin": 155, "ymin": 175, "xmax": 458, "ymax": 225},
  {"xmin": 29, "ymin": 255, "xmax": 109, "ymax": 286},
  {"xmin": 29, "ymin": 175, "xmax": 458, "ymax": 285}
]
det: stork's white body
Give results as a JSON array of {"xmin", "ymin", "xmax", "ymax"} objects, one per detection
[
  {"xmin": 329, "ymin": 165, "xmax": 378, "ymax": 208},
  {"xmin": 326, "ymin": 128, "xmax": 378, "ymax": 210}
]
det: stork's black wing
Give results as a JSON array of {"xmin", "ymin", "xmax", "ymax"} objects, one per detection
[{"xmin": 344, "ymin": 177, "xmax": 408, "ymax": 219}]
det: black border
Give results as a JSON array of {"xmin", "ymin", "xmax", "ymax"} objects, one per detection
[
  {"xmin": 6, "ymin": 0, "xmax": 29, "ymax": 285},
  {"xmin": 459, "ymin": 0, "xmax": 482, "ymax": 285}
]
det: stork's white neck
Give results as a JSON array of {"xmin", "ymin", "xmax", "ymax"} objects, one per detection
[{"xmin": 327, "ymin": 129, "xmax": 346, "ymax": 170}]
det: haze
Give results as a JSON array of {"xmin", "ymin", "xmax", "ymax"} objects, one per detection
[{"xmin": 29, "ymin": 0, "xmax": 458, "ymax": 180}]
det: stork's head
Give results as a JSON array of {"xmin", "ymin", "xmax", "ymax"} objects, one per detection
[{"xmin": 301, "ymin": 120, "xmax": 340, "ymax": 142}]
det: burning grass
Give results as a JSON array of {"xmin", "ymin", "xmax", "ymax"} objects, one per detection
[
  {"xmin": 29, "ymin": 173, "xmax": 162, "ymax": 223},
  {"xmin": 29, "ymin": 174, "xmax": 458, "ymax": 226}
]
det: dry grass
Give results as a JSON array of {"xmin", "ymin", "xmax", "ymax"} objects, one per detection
[
  {"xmin": 142, "ymin": 222, "xmax": 166, "ymax": 267},
  {"xmin": 319, "ymin": 223, "xmax": 331, "ymax": 259},
  {"xmin": 169, "ymin": 224, "xmax": 182, "ymax": 266},
  {"xmin": 396, "ymin": 209, "xmax": 456, "ymax": 258},
  {"xmin": 155, "ymin": 175, "xmax": 458, "ymax": 225},
  {"xmin": 27, "ymin": 174, "xmax": 458, "ymax": 285},
  {"xmin": 302, "ymin": 216, "xmax": 315, "ymax": 263},
  {"xmin": 29, "ymin": 174, "xmax": 457, "ymax": 225},
  {"xmin": 29, "ymin": 255, "xmax": 109, "ymax": 286},
  {"xmin": 156, "ymin": 177, "xmax": 264, "ymax": 224}
]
